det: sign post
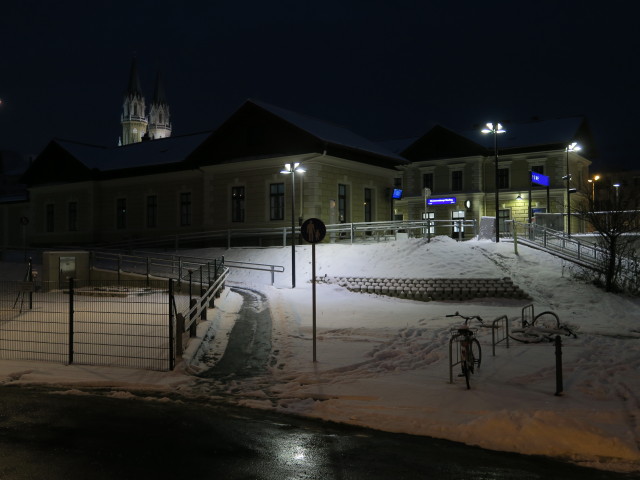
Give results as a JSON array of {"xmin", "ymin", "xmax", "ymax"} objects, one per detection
[
  {"xmin": 530, "ymin": 172, "xmax": 550, "ymax": 221},
  {"xmin": 300, "ymin": 218, "xmax": 327, "ymax": 362}
]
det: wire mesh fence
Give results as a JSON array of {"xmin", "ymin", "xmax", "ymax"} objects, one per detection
[{"xmin": 0, "ymin": 279, "xmax": 175, "ymax": 371}]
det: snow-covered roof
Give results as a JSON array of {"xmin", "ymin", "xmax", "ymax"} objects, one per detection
[
  {"xmin": 56, "ymin": 132, "xmax": 212, "ymax": 172},
  {"xmin": 461, "ymin": 117, "xmax": 587, "ymax": 151},
  {"xmin": 250, "ymin": 100, "xmax": 407, "ymax": 163}
]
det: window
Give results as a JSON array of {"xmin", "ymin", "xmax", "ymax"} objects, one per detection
[
  {"xmin": 497, "ymin": 168, "xmax": 510, "ymax": 189},
  {"xmin": 180, "ymin": 192, "xmax": 192, "ymax": 226},
  {"xmin": 68, "ymin": 202, "xmax": 77, "ymax": 232},
  {"xmin": 423, "ymin": 173, "xmax": 434, "ymax": 192},
  {"xmin": 532, "ymin": 165, "xmax": 544, "ymax": 175},
  {"xmin": 46, "ymin": 204, "xmax": 54, "ymax": 233},
  {"xmin": 364, "ymin": 188, "xmax": 373, "ymax": 223},
  {"xmin": 499, "ymin": 209, "xmax": 511, "ymax": 234},
  {"xmin": 451, "ymin": 171, "xmax": 463, "ymax": 192},
  {"xmin": 270, "ymin": 183, "xmax": 285, "ymax": 220},
  {"xmin": 338, "ymin": 184, "xmax": 348, "ymax": 222},
  {"xmin": 146, "ymin": 195, "xmax": 157, "ymax": 228},
  {"xmin": 232, "ymin": 186, "xmax": 245, "ymax": 222},
  {"xmin": 116, "ymin": 198, "xmax": 127, "ymax": 229}
]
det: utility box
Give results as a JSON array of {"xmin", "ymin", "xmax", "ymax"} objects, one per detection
[{"xmin": 42, "ymin": 251, "xmax": 90, "ymax": 290}]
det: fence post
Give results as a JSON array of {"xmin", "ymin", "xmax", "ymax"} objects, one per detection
[
  {"xmin": 189, "ymin": 298, "xmax": 197, "ymax": 338},
  {"xmin": 554, "ymin": 335, "xmax": 563, "ymax": 396},
  {"xmin": 68, "ymin": 277, "xmax": 74, "ymax": 365},
  {"xmin": 168, "ymin": 279, "xmax": 175, "ymax": 370}
]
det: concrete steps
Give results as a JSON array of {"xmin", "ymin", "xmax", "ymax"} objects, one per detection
[{"xmin": 316, "ymin": 276, "xmax": 530, "ymax": 302}]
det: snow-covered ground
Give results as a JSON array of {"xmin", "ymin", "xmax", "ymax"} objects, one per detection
[{"xmin": 1, "ymin": 237, "xmax": 639, "ymax": 473}]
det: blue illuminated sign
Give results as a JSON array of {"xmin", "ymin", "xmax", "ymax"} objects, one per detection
[
  {"xmin": 531, "ymin": 172, "xmax": 550, "ymax": 187},
  {"xmin": 427, "ymin": 197, "xmax": 456, "ymax": 205}
]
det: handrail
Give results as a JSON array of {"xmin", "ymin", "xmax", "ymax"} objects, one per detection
[
  {"xmin": 506, "ymin": 221, "xmax": 639, "ymax": 293},
  {"xmin": 89, "ymin": 219, "xmax": 479, "ymax": 250}
]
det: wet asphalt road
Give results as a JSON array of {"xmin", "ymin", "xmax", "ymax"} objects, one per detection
[{"xmin": 0, "ymin": 385, "xmax": 635, "ymax": 480}]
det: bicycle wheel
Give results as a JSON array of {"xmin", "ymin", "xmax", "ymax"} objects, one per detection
[
  {"xmin": 509, "ymin": 329, "xmax": 545, "ymax": 343},
  {"xmin": 462, "ymin": 359, "xmax": 471, "ymax": 389},
  {"xmin": 471, "ymin": 338, "xmax": 482, "ymax": 369},
  {"xmin": 533, "ymin": 311, "xmax": 560, "ymax": 329}
]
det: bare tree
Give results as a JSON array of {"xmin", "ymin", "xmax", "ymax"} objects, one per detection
[{"xmin": 573, "ymin": 181, "xmax": 640, "ymax": 292}]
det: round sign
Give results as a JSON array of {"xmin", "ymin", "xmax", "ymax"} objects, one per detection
[{"xmin": 301, "ymin": 218, "xmax": 326, "ymax": 244}]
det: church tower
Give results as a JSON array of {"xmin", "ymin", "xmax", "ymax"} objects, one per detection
[
  {"xmin": 120, "ymin": 58, "xmax": 148, "ymax": 145},
  {"xmin": 147, "ymin": 72, "xmax": 172, "ymax": 140}
]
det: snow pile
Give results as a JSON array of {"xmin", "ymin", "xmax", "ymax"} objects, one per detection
[{"xmin": 1, "ymin": 236, "xmax": 640, "ymax": 472}]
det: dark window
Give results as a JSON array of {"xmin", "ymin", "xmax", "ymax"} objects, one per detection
[
  {"xmin": 338, "ymin": 184, "xmax": 348, "ymax": 222},
  {"xmin": 451, "ymin": 171, "xmax": 463, "ymax": 191},
  {"xmin": 497, "ymin": 168, "xmax": 510, "ymax": 189},
  {"xmin": 364, "ymin": 188, "xmax": 372, "ymax": 222},
  {"xmin": 499, "ymin": 209, "xmax": 510, "ymax": 233},
  {"xmin": 68, "ymin": 202, "xmax": 77, "ymax": 232},
  {"xmin": 393, "ymin": 178, "xmax": 402, "ymax": 188},
  {"xmin": 531, "ymin": 165, "xmax": 544, "ymax": 175},
  {"xmin": 180, "ymin": 192, "xmax": 192, "ymax": 226},
  {"xmin": 116, "ymin": 198, "xmax": 126, "ymax": 229},
  {"xmin": 232, "ymin": 186, "xmax": 245, "ymax": 222},
  {"xmin": 423, "ymin": 173, "xmax": 434, "ymax": 192},
  {"xmin": 270, "ymin": 183, "xmax": 285, "ymax": 220},
  {"xmin": 46, "ymin": 204, "xmax": 54, "ymax": 233},
  {"xmin": 146, "ymin": 195, "xmax": 157, "ymax": 228}
]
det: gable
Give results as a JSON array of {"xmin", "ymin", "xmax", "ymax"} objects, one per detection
[
  {"xmin": 401, "ymin": 125, "xmax": 485, "ymax": 161},
  {"xmin": 20, "ymin": 141, "xmax": 95, "ymax": 186},
  {"xmin": 189, "ymin": 102, "xmax": 322, "ymax": 165}
]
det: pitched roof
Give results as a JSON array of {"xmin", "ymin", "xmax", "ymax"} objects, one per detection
[
  {"xmin": 248, "ymin": 100, "xmax": 407, "ymax": 164},
  {"xmin": 401, "ymin": 116, "xmax": 595, "ymax": 161},
  {"xmin": 464, "ymin": 117, "xmax": 590, "ymax": 152}
]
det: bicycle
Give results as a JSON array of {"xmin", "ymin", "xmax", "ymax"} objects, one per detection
[
  {"xmin": 446, "ymin": 312, "xmax": 485, "ymax": 389},
  {"xmin": 509, "ymin": 310, "xmax": 577, "ymax": 344}
]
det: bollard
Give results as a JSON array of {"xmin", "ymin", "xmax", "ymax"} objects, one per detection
[{"xmin": 554, "ymin": 335, "xmax": 563, "ymax": 396}]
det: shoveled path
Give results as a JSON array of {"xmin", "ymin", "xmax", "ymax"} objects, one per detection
[{"xmin": 198, "ymin": 287, "xmax": 272, "ymax": 378}]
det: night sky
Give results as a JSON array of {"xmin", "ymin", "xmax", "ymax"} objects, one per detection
[{"xmin": 1, "ymin": 1, "xmax": 638, "ymax": 171}]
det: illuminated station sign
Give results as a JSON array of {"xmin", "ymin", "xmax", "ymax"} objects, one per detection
[{"xmin": 427, "ymin": 197, "xmax": 456, "ymax": 206}]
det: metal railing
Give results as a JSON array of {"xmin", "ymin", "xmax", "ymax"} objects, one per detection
[
  {"xmin": 89, "ymin": 219, "xmax": 479, "ymax": 251},
  {"xmin": 505, "ymin": 221, "xmax": 640, "ymax": 293}
]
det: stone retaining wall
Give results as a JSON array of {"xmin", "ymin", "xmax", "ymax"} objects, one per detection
[{"xmin": 317, "ymin": 276, "xmax": 530, "ymax": 302}]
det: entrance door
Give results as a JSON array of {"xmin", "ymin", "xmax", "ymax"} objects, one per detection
[{"xmin": 452, "ymin": 210, "xmax": 465, "ymax": 239}]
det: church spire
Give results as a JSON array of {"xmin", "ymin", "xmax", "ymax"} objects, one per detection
[
  {"xmin": 120, "ymin": 57, "xmax": 148, "ymax": 145},
  {"xmin": 147, "ymin": 71, "xmax": 172, "ymax": 140}
]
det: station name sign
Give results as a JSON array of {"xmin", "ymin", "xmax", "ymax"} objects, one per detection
[
  {"xmin": 531, "ymin": 172, "xmax": 550, "ymax": 187},
  {"xmin": 427, "ymin": 197, "xmax": 456, "ymax": 205}
]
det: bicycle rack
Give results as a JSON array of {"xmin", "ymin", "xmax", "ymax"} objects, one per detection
[
  {"xmin": 448, "ymin": 333, "xmax": 464, "ymax": 384},
  {"xmin": 491, "ymin": 315, "xmax": 509, "ymax": 356}
]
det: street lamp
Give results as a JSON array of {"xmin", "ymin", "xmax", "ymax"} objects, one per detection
[
  {"xmin": 481, "ymin": 122, "xmax": 506, "ymax": 242},
  {"xmin": 588, "ymin": 175, "xmax": 600, "ymax": 208},
  {"xmin": 280, "ymin": 162, "xmax": 305, "ymax": 288},
  {"xmin": 613, "ymin": 183, "xmax": 621, "ymax": 202},
  {"xmin": 564, "ymin": 142, "xmax": 581, "ymax": 237}
]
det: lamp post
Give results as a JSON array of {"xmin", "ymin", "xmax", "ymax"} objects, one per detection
[
  {"xmin": 588, "ymin": 175, "xmax": 600, "ymax": 208},
  {"xmin": 564, "ymin": 142, "xmax": 581, "ymax": 237},
  {"xmin": 613, "ymin": 183, "xmax": 620, "ymax": 203},
  {"xmin": 481, "ymin": 122, "xmax": 506, "ymax": 242},
  {"xmin": 280, "ymin": 162, "xmax": 305, "ymax": 288}
]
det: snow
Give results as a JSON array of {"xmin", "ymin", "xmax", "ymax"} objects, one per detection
[{"xmin": 1, "ymin": 236, "xmax": 640, "ymax": 473}]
